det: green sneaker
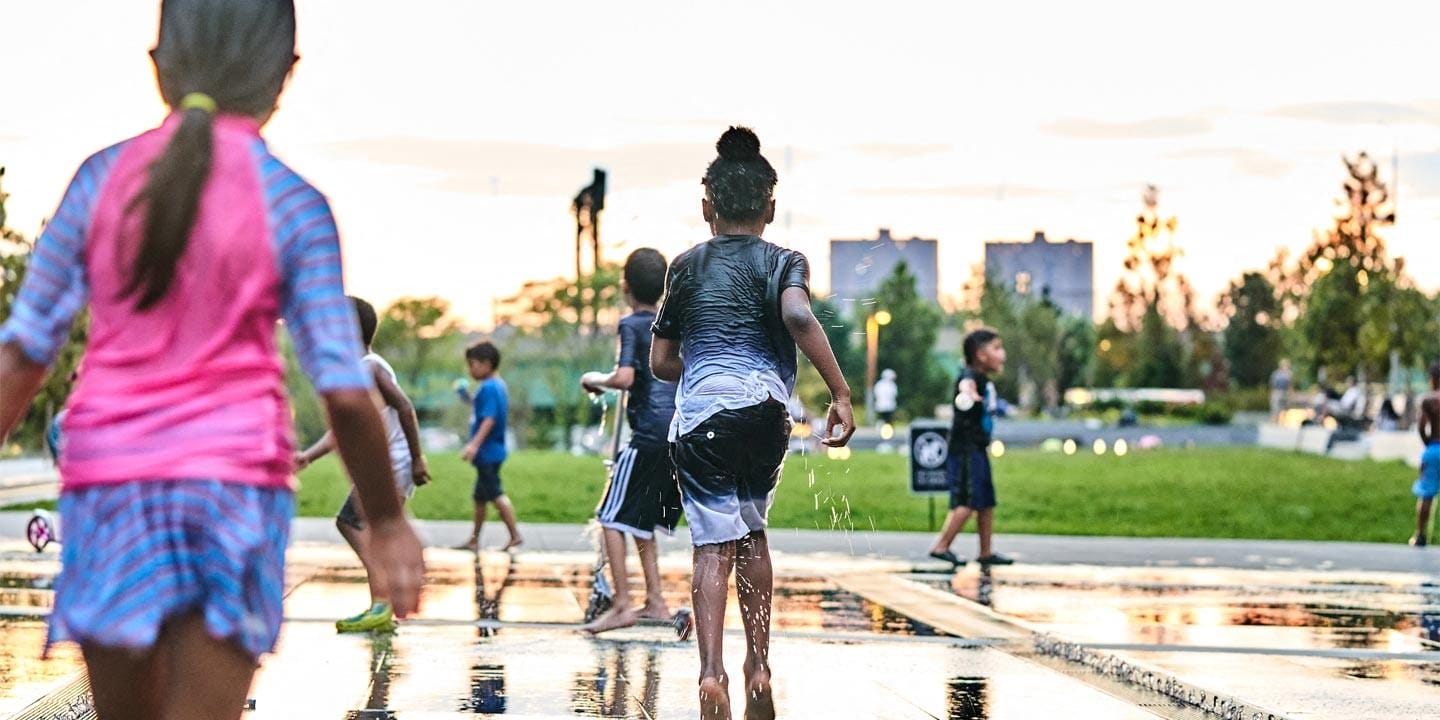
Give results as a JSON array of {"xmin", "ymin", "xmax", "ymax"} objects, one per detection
[{"xmin": 336, "ymin": 603, "xmax": 395, "ymax": 633}]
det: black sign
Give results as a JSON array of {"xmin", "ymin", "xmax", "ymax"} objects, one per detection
[{"xmin": 909, "ymin": 421, "xmax": 951, "ymax": 494}]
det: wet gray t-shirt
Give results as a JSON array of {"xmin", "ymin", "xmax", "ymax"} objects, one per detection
[{"xmin": 652, "ymin": 234, "xmax": 809, "ymax": 439}]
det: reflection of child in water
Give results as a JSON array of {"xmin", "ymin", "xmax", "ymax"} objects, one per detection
[{"xmin": 464, "ymin": 664, "xmax": 507, "ymax": 714}]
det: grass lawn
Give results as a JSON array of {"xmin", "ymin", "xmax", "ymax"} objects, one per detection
[{"xmin": 284, "ymin": 447, "xmax": 1420, "ymax": 543}]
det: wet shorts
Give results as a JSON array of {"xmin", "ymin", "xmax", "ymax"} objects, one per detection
[
  {"xmin": 947, "ymin": 448, "xmax": 997, "ymax": 510},
  {"xmin": 672, "ymin": 400, "xmax": 790, "ymax": 546},
  {"xmin": 336, "ymin": 459, "xmax": 415, "ymax": 531},
  {"xmin": 1415, "ymin": 443, "xmax": 1440, "ymax": 500},
  {"xmin": 473, "ymin": 462, "xmax": 505, "ymax": 503},
  {"xmin": 596, "ymin": 445, "xmax": 682, "ymax": 540},
  {"xmin": 50, "ymin": 480, "xmax": 293, "ymax": 661}
]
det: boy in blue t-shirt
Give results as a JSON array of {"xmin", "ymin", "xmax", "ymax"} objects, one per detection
[{"xmin": 458, "ymin": 341, "xmax": 522, "ymax": 552}]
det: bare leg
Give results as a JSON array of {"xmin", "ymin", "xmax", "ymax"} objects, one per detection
[
  {"xmin": 734, "ymin": 532, "xmax": 775, "ymax": 720},
  {"xmin": 82, "ymin": 643, "xmax": 164, "ymax": 720},
  {"xmin": 976, "ymin": 508, "xmax": 995, "ymax": 557},
  {"xmin": 1414, "ymin": 498, "xmax": 1434, "ymax": 545},
  {"xmin": 930, "ymin": 506, "xmax": 974, "ymax": 555},
  {"xmin": 582, "ymin": 529, "xmax": 639, "ymax": 634},
  {"xmin": 493, "ymin": 495, "xmax": 524, "ymax": 550},
  {"xmin": 159, "ymin": 613, "xmax": 258, "ymax": 720},
  {"xmin": 694, "ymin": 541, "xmax": 737, "ymax": 720},
  {"xmin": 635, "ymin": 535, "xmax": 671, "ymax": 619},
  {"xmin": 459, "ymin": 502, "xmax": 486, "ymax": 552},
  {"xmin": 338, "ymin": 519, "xmax": 384, "ymax": 604}
]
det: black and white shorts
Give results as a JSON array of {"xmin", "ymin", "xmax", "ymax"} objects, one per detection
[
  {"xmin": 596, "ymin": 445, "xmax": 682, "ymax": 540},
  {"xmin": 672, "ymin": 401, "xmax": 789, "ymax": 546}
]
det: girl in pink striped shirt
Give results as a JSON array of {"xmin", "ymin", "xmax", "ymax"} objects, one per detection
[{"xmin": 0, "ymin": 2, "xmax": 423, "ymax": 718}]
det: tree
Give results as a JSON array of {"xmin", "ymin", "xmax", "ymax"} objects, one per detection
[
  {"xmin": 1286, "ymin": 152, "xmax": 1396, "ymax": 381},
  {"xmin": 1057, "ymin": 315, "xmax": 1096, "ymax": 394},
  {"xmin": 1219, "ymin": 272, "xmax": 1283, "ymax": 388},
  {"xmin": 1109, "ymin": 185, "xmax": 1195, "ymax": 333},
  {"xmin": 1131, "ymin": 303, "xmax": 1185, "ymax": 388},
  {"xmin": 871, "ymin": 262, "xmax": 947, "ymax": 419},
  {"xmin": 372, "ymin": 297, "xmax": 465, "ymax": 390},
  {"xmin": 0, "ymin": 171, "xmax": 87, "ymax": 450}
]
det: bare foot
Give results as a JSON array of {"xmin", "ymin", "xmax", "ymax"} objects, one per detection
[
  {"xmin": 502, "ymin": 535, "xmax": 524, "ymax": 552},
  {"xmin": 580, "ymin": 605, "xmax": 639, "ymax": 635},
  {"xmin": 453, "ymin": 538, "xmax": 478, "ymax": 553},
  {"xmin": 637, "ymin": 601, "xmax": 672, "ymax": 621},
  {"xmin": 699, "ymin": 677, "xmax": 731, "ymax": 720},
  {"xmin": 744, "ymin": 667, "xmax": 774, "ymax": 720}
]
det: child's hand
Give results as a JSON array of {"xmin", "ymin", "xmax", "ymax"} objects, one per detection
[
  {"xmin": 580, "ymin": 371, "xmax": 606, "ymax": 395},
  {"xmin": 368, "ymin": 516, "xmax": 426, "ymax": 618},
  {"xmin": 461, "ymin": 444, "xmax": 478, "ymax": 463},
  {"xmin": 412, "ymin": 457, "xmax": 431, "ymax": 487},
  {"xmin": 821, "ymin": 398, "xmax": 856, "ymax": 447},
  {"xmin": 293, "ymin": 453, "xmax": 310, "ymax": 471}
]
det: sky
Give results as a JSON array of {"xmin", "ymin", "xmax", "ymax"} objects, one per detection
[{"xmin": 4, "ymin": 0, "xmax": 1440, "ymax": 327}]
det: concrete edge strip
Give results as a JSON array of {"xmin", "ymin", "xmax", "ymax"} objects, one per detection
[{"xmin": 829, "ymin": 572, "xmax": 1299, "ymax": 720}]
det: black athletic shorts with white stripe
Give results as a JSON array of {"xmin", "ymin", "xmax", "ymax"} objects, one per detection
[{"xmin": 596, "ymin": 445, "xmax": 683, "ymax": 540}]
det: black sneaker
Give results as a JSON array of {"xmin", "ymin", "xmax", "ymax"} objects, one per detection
[
  {"xmin": 928, "ymin": 550, "xmax": 967, "ymax": 567},
  {"xmin": 977, "ymin": 553, "xmax": 1014, "ymax": 566},
  {"xmin": 1410, "ymin": 535, "xmax": 1428, "ymax": 548}
]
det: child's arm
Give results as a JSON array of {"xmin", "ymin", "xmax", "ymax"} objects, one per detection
[
  {"xmin": 372, "ymin": 363, "xmax": 429, "ymax": 485},
  {"xmin": 650, "ymin": 338, "xmax": 682, "ymax": 382},
  {"xmin": 0, "ymin": 346, "xmax": 47, "ymax": 441},
  {"xmin": 295, "ymin": 431, "xmax": 336, "ymax": 470},
  {"xmin": 583, "ymin": 322, "xmax": 641, "ymax": 392},
  {"xmin": 462, "ymin": 417, "xmax": 496, "ymax": 463},
  {"xmin": 955, "ymin": 378, "xmax": 981, "ymax": 410},
  {"xmin": 1421, "ymin": 398, "xmax": 1435, "ymax": 444},
  {"xmin": 779, "ymin": 287, "xmax": 854, "ymax": 447}
]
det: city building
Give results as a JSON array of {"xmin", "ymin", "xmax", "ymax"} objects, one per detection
[
  {"xmin": 829, "ymin": 228, "xmax": 939, "ymax": 304},
  {"xmin": 984, "ymin": 231, "xmax": 1094, "ymax": 318}
]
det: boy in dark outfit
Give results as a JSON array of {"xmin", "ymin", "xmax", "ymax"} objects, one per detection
[{"xmin": 928, "ymin": 328, "xmax": 1013, "ymax": 567}]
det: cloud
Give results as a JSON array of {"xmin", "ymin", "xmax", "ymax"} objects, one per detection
[
  {"xmin": 1041, "ymin": 116, "xmax": 1213, "ymax": 139},
  {"xmin": 851, "ymin": 142, "xmax": 950, "ymax": 160},
  {"xmin": 319, "ymin": 137, "xmax": 713, "ymax": 195},
  {"xmin": 856, "ymin": 184, "xmax": 1062, "ymax": 199},
  {"xmin": 1168, "ymin": 147, "xmax": 1294, "ymax": 178},
  {"xmin": 1268, "ymin": 102, "xmax": 1435, "ymax": 125}
]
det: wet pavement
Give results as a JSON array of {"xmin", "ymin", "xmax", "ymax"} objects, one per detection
[{"xmin": 1, "ymin": 528, "xmax": 1438, "ymax": 718}]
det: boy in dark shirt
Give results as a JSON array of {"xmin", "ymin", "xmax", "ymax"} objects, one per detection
[
  {"xmin": 579, "ymin": 248, "xmax": 683, "ymax": 633},
  {"xmin": 928, "ymin": 328, "xmax": 1013, "ymax": 567}
]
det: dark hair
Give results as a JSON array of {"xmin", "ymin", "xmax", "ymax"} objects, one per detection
[
  {"xmin": 963, "ymin": 328, "xmax": 1001, "ymax": 366},
  {"xmin": 702, "ymin": 126, "xmax": 777, "ymax": 223},
  {"xmin": 466, "ymin": 340, "xmax": 501, "ymax": 370},
  {"xmin": 127, "ymin": 0, "xmax": 297, "ymax": 310},
  {"xmin": 623, "ymin": 248, "xmax": 667, "ymax": 305},
  {"xmin": 1430, "ymin": 362, "xmax": 1440, "ymax": 385},
  {"xmin": 350, "ymin": 296, "xmax": 377, "ymax": 347}
]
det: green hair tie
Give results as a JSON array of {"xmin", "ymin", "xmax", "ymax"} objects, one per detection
[{"xmin": 179, "ymin": 92, "xmax": 217, "ymax": 114}]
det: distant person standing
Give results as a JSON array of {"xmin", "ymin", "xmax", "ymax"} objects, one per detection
[
  {"xmin": 1410, "ymin": 364, "xmax": 1440, "ymax": 547},
  {"xmin": 1270, "ymin": 360, "xmax": 1293, "ymax": 421},
  {"xmin": 873, "ymin": 368, "xmax": 898, "ymax": 426}
]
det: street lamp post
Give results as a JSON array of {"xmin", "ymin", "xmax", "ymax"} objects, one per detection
[{"xmin": 865, "ymin": 308, "xmax": 892, "ymax": 426}]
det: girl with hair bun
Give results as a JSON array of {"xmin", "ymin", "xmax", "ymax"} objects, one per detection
[{"xmin": 651, "ymin": 126, "xmax": 855, "ymax": 719}]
